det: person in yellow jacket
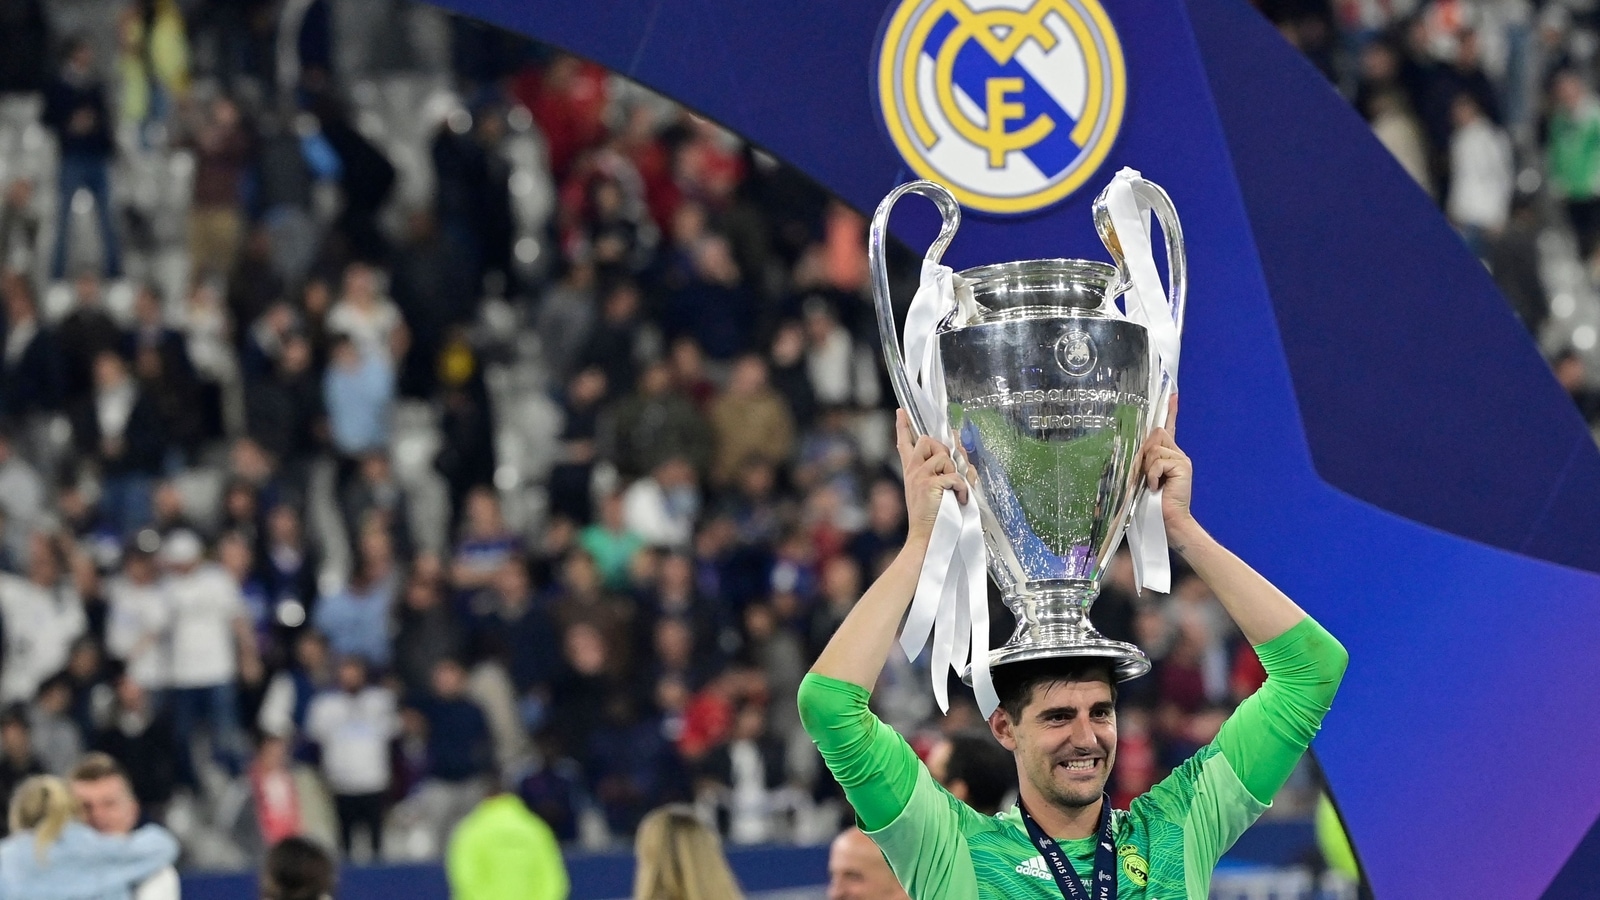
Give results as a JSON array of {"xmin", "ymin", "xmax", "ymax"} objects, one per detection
[
  {"xmin": 118, "ymin": 0, "xmax": 189, "ymax": 137},
  {"xmin": 446, "ymin": 789, "xmax": 570, "ymax": 900}
]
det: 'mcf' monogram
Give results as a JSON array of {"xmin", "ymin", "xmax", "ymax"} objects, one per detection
[{"xmin": 905, "ymin": 0, "xmax": 1099, "ymax": 168}]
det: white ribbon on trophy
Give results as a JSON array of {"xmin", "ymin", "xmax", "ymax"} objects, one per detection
[
  {"xmin": 1102, "ymin": 167, "xmax": 1182, "ymax": 595},
  {"xmin": 896, "ymin": 260, "xmax": 998, "ymax": 717}
]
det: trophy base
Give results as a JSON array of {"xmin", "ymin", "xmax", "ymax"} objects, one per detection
[{"xmin": 960, "ymin": 634, "xmax": 1151, "ymax": 684}]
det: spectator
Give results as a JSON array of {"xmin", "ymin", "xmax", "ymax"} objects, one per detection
[
  {"xmin": 312, "ymin": 527, "xmax": 399, "ymax": 669},
  {"xmin": 261, "ymin": 836, "xmax": 337, "ymax": 900},
  {"xmin": 665, "ymin": 236, "xmax": 755, "ymax": 362},
  {"xmin": 0, "ymin": 425, "xmax": 44, "ymax": 563},
  {"xmin": 322, "ymin": 333, "xmax": 395, "ymax": 463},
  {"xmin": 925, "ymin": 730, "xmax": 1016, "ymax": 816},
  {"xmin": 600, "ymin": 360, "xmax": 710, "ymax": 480},
  {"xmin": 699, "ymin": 702, "xmax": 786, "ymax": 845},
  {"xmin": 451, "ymin": 487, "xmax": 519, "ymax": 591},
  {"xmin": 580, "ymin": 279, "xmax": 654, "ymax": 405},
  {"xmin": 71, "ymin": 351, "xmax": 165, "ymax": 535},
  {"xmin": 58, "ymin": 272, "xmax": 124, "ymax": 406},
  {"xmin": 258, "ymin": 503, "xmax": 321, "ymax": 620},
  {"xmin": 249, "ymin": 735, "xmax": 303, "ymax": 849},
  {"xmin": 89, "ymin": 675, "xmax": 178, "ymax": 820},
  {"xmin": 183, "ymin": 95, "xmax": 255, "ymax": 276},
  {"xmin": 1446, "ymin": 92, "xmax": 1512, "ymax": 257},
  {"xmin": 709, "ymin": 355, "xmax": 795, "ymax": 485},
  {"xmin": 826, "ymin": 826, "xmax": 908, "ymax": 900},
  {"xmin": 631, "ymin": 804, "xmax": 743, "ymax": 900},
  {"xmin": 69, "ymin": 752, "xmax": 180, "ymax": 900},
  {"xmin": 579, "ymin": 491, "xmax": 644, "ymax": 591},
  {"xmin": 1548, "ymin": 69, "xmax": 1600, "ymax": 263},
  {"xmin": 43, "ymin": 38, "xmax": 120, "ymax": 279},
  {"xmin": 0, "ymin": 705, "xmax": 43, "ymax": 835},
  {"xmin": 622, "ymin": 456, "xmax": 701, "ymax": 549},
  {"xmin": 339, "ymin": 452, "xmax": 412, "ymax": 560},
  {"xmin": 162, "ymin": 528, "xmax": 258, "ymax": 786},
  {"xmin": 0, "ymin": 775, "xmax": 179, "ymax": 897},
  {"xmin": 394, "ymin": 572, "xmax": 465, "ymax": 699},
  {"xmin": 327, "ymin": 262, "xmax": 406, "ymax": 362},
  {"xmin": 305, "ymin": 655, "xmax": 398, "ymax": 861},
  {"xmin": 257, "ymin": 630, "xmax": 335, "ymax": 750},
  {"xmin": 446, "ymin": 779, "xmax": 569, "ymax": 900},
  {"xmin": 246, "ymin": 333, "xmax": 325, "ymax": 472},
  {"xmin": 464, "ymin": 559, "xmax": 557, "ymax": 713},
  {"xmin": 535, "ymin": 260, "xmax": 598, "ymax": 383},
  {"xmin": 0, "ymin": 533, "xmax": 88, "ymax": 704},
  {"xmin": 0, "ymin": 178, "xmax": 42, "ymax": 275},
  {"xmin": 1, "ymin": 279, "xmax": 62, "ymax": 422},
  {"xmin": 397, "ymin": 659, "xmax": 492, "ymax": 856},
  {"xmin": 766, "ymin": 322, "xmax": 816, "ymax": 432}
]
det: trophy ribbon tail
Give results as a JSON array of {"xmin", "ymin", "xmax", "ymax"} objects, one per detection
[
  {"xmin": 1104, "ymin": 168, "xmax": 1182, "ymax": 594},
  {"xmin": 895, "ymin": 257, "xmax": 994, "ymax": 715}
]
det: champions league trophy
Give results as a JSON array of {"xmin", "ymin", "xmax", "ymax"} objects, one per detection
[{"xmin": 869, "ymin": 172, "xmax": 1186, "ymax": 693}]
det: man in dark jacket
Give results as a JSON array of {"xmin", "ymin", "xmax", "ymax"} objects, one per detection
[
  {"xmin": 71, "ymin": 351, "xmax": 164, "ymax": 534},
  {"xmin": 43, "ymin": 37, "xmax": 119, "ymax": 279}
]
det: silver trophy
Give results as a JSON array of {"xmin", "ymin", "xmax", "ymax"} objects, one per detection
[{"xmin": 869, "ymin": 176, "xmax": 1186, "ymax": 681}]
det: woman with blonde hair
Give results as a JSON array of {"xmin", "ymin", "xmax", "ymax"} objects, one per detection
[
  {"xmin": 0, "ymin": 774, "xmax": 179, "ymax": 899},
  {"xmin": 632, "ymin": 805, "xmax": 744, "ymax": 900}
]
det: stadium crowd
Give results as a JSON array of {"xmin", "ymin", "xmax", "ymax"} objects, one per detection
[{"xmin": 0, "ymin": 0, "xmax": 1591, "ymax": 877}]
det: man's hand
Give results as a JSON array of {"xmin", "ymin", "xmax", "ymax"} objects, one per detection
[
  {"xmin": 1139, "ymin": 396, "xmax": 1195, "ymax": 531},
  {"xmin": 895, "ymin": 409, "xmax": 967, "ymax": 544}
]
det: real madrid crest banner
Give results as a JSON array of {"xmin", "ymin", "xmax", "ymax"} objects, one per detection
[{"xmin": 876, "ymin": 0, "xmax": 1126, "ymax": 215}]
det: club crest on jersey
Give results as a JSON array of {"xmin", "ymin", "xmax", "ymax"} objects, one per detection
[
  {"xmin": 876, "ymin": 0, "xmax": 1127, "ymax": 215},
  {"xmin": 1118, "ymin": 844, "xmax": 1150, "ymax": 886}
]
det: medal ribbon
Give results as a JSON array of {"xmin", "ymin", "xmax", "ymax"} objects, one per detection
[{"xmin": 1019, "ymin": 795, "xmax": 1118, "ymax": 900}]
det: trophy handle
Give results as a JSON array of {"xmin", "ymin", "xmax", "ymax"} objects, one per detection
[
  {"xmin": 1093, "ymin": 177, "xmax": 1187, "ymax": 337},
  {"xmin": 869, "ymin": 180, "xmax": 962, "ymax": 439}
]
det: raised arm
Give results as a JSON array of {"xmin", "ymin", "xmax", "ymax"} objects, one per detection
[
  {"xmin": 1141, "ymin": 398, "xmax": 1348, "ymax": 804},
  {"xmin": 809, "ymin": 410, "xmax": 964, "ymax": 690}
]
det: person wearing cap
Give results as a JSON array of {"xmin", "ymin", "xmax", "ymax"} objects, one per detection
[
  {"xmin": 161, "ymin": 528, "xmax": 260, "ymax": 788},
  {"xmin": 799, "ymin": 408, "xmax": 1347, "ymax": 899}
]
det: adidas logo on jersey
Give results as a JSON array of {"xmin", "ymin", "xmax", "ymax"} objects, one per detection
[{"xmin": 1016, "ymin": 856, "xmax": 1053, "ymax": 881}]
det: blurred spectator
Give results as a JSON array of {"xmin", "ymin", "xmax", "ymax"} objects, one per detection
[
  {"xmin": 394, "ymin": 571, "xmax": 464, "ymax": 698},
  {"xmin": 699, "ymin": 702, "xmax": 785, "ymax": 845},
  {"xmin": 257, "ymin": 630, "xmax": 335, "ymax": 751},
  {"xmin": 579, "ymin": 491, "xmax": 643, "ymax": 591},
  {"xmin": 246, "ymin": 332, "xmax": 325, "ymax": 470},
  {"xmin": 709, "ymin": 356, "xmax": 795, "ymax": 486},
  {"xmin": 313, "ymin": 527, "xmax": 399, "ymax": 669},
  {"xmin": 313, "ymin": 95, "xmax": 397, "ymax": 262},
  {"xmin": 0, "ymin": 705, "xmax": 43, "ymax": 835},
  {"xmin": 665, "ymin": 236, "xmax": 755, "ymax": 362},
  {"xmin": 89, "ymin": 674, "xmax": 177, "ymax": 821},
  {"xmin": 600, "ymin": 360, "xmax": 710, "ymax": 480},
  {"xmin": 71, "ymin": 351, "xmax": 165, "ymax": 535},
  {"xmin": 0, "ymin": 533, "xmax": 88, "ymax": 704},
  {"xmin": 1488, "ymin": 198, "xmax": 1549, "ymax": 335},
  {"xmin": 305, "ymin": 655, "xmax": 397, "ymax": 861},
  {"xmin": 328, "ymin": 261, "xmax": 406, "ymax": 362},
  {"xmin": 0, "ymin": 0, "xmax": 50, "ymax": 99},
  {"xmin": 0, "ymin": 425, "xmax": 44, "ymax": 564},
  {"xmin": 451, "ymin": 487, "xmax": 519, "ymax": 591},
  {"xmin": 58, "ymin": 273, "xmax": 123, "ymax": 406},
  {"xmin": 397, "ymin": 659, "xmax": 492, "ymax": 855},
  {"xmin": 183, "ymin": 95, "xmax": 254, "ymax": 276},
  {"xmin": 116, "ymin": 0, "xmax": 188, "ymax": 143},
  {"xmin": 1446, "ymin": 92, "xmax": 1512, "ymax": 257},
  {"xmin": 535, "ymin": 260, "xmax": 598, "ymax": 383},
  {"xmin": 622, "ymin": 456, "xmax": 701, "ymax": 549},
  {"xmin": 465, "ymin": 559, "xmax": 556, "ymax": 715},
  {"xmin": 29, "ymin": 674, "xmax": 82, "ymax": 777},
  {"xmin": 340, "ymin": 451, "xmax": 413, "ymax": 559},
  {"xmin": 1548, "ymin": 69, "xmax": 1600, "ymax": 262},
  {"xmin": 580, "ymin": 279, "xmax": 655, "ymax": 405},
  {"xmin": 249, "ymin": 735, "xmax": 303, "ymax": 848},
  {"xmin": 1, "ymin": 279, "xmax": 62, "ymax": 422},
  {"xmin": 322, "ymin": 333, "xmax": 395, "ymax": 462},
  {"xmin": 0, "ymin": 179, "xmax": 42, "ymax": 275},
  {"xmin": 631, "ymin": 804, "xmax": 742, "ymax": 900},
  {"xmin": 826, "ymin": 826, "xmax": 907, "ymax": 900},
  {"xmin": 258, "ymin": 504, "xmax": 321, "ymax": 623},
  {"xmin": 69, "ymin": 752, "xmax": 180, "ymax": 900},
  {"xmin": 43, "ymin": 38, "xmax": 119, "ymax": 279},
  {"xmin": 767, "ymin": 322, "xmax": 816, "ymax": 432},
  {"xmin": 163, "ymin": 528, "xmax": 257, "ymax": 786},
  {"xmin": 926, "ymin": 730, "xmax": 1015, "ymax": 816},
  {"xmin": 446, "ymin": 780, "xmax": 570, "ymax": 900}
]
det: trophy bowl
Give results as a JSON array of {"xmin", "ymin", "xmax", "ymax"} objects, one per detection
[{"xmin": 870, "ymin": 176, "xmax": 1187, "ymax": 682}]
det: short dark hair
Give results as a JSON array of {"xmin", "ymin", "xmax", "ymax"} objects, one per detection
[
  {"xmin": 993, "ymin": 657, "xmax": 1117, "ymax": 722},
  {"xmin": 944, "ymin": 731, "xmax": 1017, "ymax": 816},
  {"xmin": 262, "ymin": 837, "xmax": 336, "ymax": 900}
]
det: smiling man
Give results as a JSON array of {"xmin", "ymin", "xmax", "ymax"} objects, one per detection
[{"xmin": 800, "ymin": 409, "xmax": 1348, "ymax": 899}]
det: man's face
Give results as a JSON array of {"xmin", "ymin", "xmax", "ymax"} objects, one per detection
[
  {"xmin": 827, "ymin": 829, "xmax": 909, "ymax": 900},
  {"xmin": 73, "ymin": 777, "xmax": 139, "ymax": 835},
  {"xmin": 990, "ymin": 678, "xmax": 1117, "ymax": 811}
]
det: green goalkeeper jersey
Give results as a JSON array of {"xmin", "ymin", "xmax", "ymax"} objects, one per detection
[{"xmin": 799, "ymin": 616, "xmax": 1347, "ymax": 900}]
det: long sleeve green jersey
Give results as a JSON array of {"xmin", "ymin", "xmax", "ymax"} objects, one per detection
[{"xmin": 799, "ymin": 615, "xmax": 1347, "ymax": 900}]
